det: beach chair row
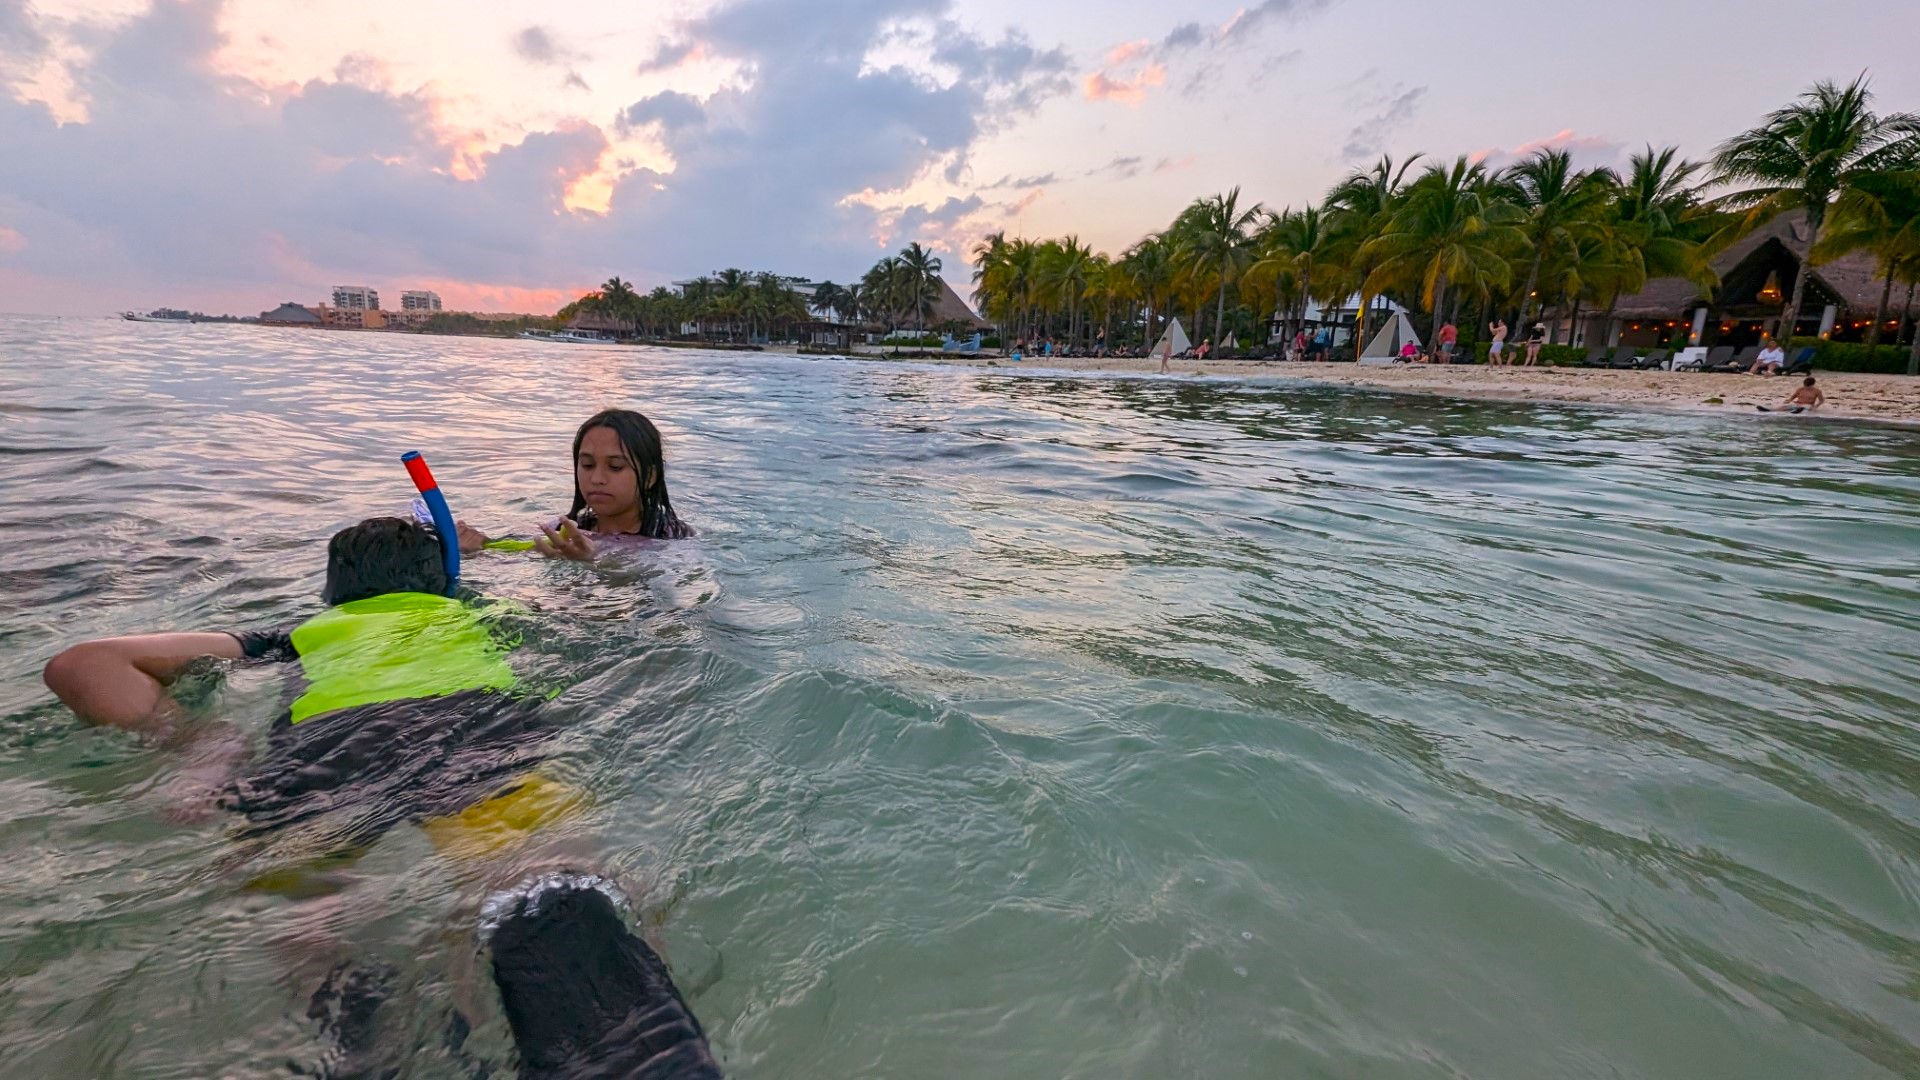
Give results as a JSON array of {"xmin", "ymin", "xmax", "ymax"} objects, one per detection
[{"xmin": 1575, "ymin": 344, "xmax": 1814, "ymax": 374}]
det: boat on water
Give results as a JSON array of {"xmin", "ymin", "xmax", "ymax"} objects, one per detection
[{"xmin": 121, "ymin": 310, "xmax": 194, "ymax": 324}]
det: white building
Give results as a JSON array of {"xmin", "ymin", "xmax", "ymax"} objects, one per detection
[
  {"xmin": 332, "ymin": 285, "xmax": 379, "ymax": 311},
  {"xmin": 400, "ymin": 290, "xmax": 443, "ymax": 312}
]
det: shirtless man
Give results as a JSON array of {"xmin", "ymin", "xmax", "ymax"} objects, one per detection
[{"xmin": 1488, "ymin": 319, "xmax": 1508, "ymax": 366}]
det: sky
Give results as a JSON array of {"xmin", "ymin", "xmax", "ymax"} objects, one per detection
[{"xmin": 1, "ymin": 0, "xmax": 1916, "ymax": 316}]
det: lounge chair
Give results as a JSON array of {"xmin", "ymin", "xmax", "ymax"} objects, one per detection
[
  {"xmin": 1579, "ymin": 345, "xmax": 1611, "ymax": 367},
  {"xmin": 1684, "ymin": 345, "xmax": 1733, "ymax": 372},
  {"xmin": 1607, "ymin": 347, "xmax": 1640, "ymax": 369},
  {"xmin": 1713, "ymin": 346, "xmax": 1761, "ymax": 373},
  {"xmin": 1636, "ymin": 348, "xmax": 1670, "ymax": 370},
  {"xmin": 1780, "ymin": 346, "xmax": 1815, "ymax": 376}
]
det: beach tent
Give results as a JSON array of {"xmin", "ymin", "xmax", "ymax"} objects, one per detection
[
  {"xmin": 1219, "ymin": 331, "xmax": 1238, "ymax": 351},
  {"xmin": 1152, "ymin": 318, "xmax": 1192, "ymax": 357},
  {"xmin": 1359, "ymin": 310, "xmax": 1421, "ymax": 364}
]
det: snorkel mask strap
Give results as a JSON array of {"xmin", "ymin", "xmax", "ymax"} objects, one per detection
[{"xmin": 401, "ymin": 451, "xmax": 461, "ymax": 596}]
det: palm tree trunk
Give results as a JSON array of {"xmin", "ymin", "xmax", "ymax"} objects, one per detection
[
  {"xmin": 1867, "ymin": 265, "xmax": 1894, "ymax": 353},
  {"xmin": 1899, "ymin": 278, "xmax": 1916, "ymax": 352},
  {"xmin": 1783, "ymin": 213, "xmax": 1823, "ymax": 343},
  {"xmin": 1214, "ymin": 257, "xmax": 1230, "ymax": 346},
  {"xmin": 1518, "ymin": 249, "xmax": 1544, "ymax": 328}
]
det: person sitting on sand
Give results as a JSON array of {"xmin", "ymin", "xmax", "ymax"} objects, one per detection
[
  {"xmin": 458, "ymin": 409, "xmax": 693, "ymax": 563},
  {"xmin": 1770, "ymin": 376, "xmax": 1824, "ymax": 413},
  {"xmin": 1399, "ymin": 340, "xmax": 1419, "ymax": 362},
  {"xmin": 1488, "ymin": 319, "xmax": 1508, "ymax": 366},
  {"xmin": 1749, "ymin": 337, "xmax": 1787, "ymax": 375},
  {"xmin": 1196, "ymin": 338, "xmax": 1212, "ymax": 362}
]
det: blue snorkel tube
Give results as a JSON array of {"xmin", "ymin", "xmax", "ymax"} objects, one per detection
[{"xmin": 401, "ymin": 450, "xmax": 461, "ymax": 596}]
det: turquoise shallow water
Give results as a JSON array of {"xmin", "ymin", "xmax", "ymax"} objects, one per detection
[{"xmin": 2, "ymin": 315, "xmax": 1918, "ymax": 1078}]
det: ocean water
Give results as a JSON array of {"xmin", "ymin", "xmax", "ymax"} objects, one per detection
[{"xmin": 1, "ymin": 315, "xmax": 1917, "ymax": 1078}]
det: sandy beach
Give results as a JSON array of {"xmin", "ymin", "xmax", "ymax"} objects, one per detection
[{"xmin": 891, "ymin": 354, "xmax": 1920, "ymax": 425}]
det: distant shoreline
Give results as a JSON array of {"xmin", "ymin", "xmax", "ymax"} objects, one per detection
[{"xmin": 858, "ymin": 354, "xmax": 1920, "ymax": 426}]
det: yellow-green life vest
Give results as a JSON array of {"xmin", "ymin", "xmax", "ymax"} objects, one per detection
[{"xmin": 287, "ymin": 592, "xmax": 516, "ymax": 724}]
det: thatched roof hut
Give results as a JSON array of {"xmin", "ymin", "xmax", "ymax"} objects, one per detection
[
  {"xmin": 1610, "ymin": 210, "xmax": 1882, "ymax": 322},
  {"xmin": 928, "ymin": 277, "xmax": 991, "ymax": 330}
]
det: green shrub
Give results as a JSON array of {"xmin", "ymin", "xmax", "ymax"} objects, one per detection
[{"xmin": 1786, "ymin": 338, "xmax": 1915, "ymax": 375}]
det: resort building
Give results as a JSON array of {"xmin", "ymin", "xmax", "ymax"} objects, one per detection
[
  {"xmin": 259, "ymin": 302, "xmax": 322, "ymax": 327},
  {"xmin": 400, "ymin": 290, "xmax": 443, "ymax": 312},
  {"xmin": 331, "ymin": 285, "xmax": 379, "ymax": 311},
  {"xmin": 1557, "ymin": 211, "xmax": 1896, "ymax": 349},
  {"xmin": 315, "ymin": 305, "xmax": 386, "ymax": 330}
]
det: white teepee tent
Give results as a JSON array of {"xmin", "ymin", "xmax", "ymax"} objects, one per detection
[
  {"xmin": 1152, "ymin": 317, "xmax": 1192, "ymax": 357},
  {"xmin": 1359, "ymin": 310, "xmax": 1422, "ymax": 364}
]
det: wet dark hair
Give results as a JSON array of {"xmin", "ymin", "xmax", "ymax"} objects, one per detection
[
  {"xmin": 322, "ymin": 517, "xmax": 449, "ymax": 605},
  {"xmin": 1804, "ymin": 376, "xmax": 1817, "ymax": 386},
  {"xmin": 567, "ymin": 409, "xmax": 691, "ymax": 539}
]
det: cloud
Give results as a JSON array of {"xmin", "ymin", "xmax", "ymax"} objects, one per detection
[
  {"xmin": 1473, "ymin": 129, "xmax": 1630, "ymax": 171},
  {"xmin": 617, "ymin": 90, "xmax": 705, "ymax": 133},
  {"xmin": 1083, "ymin": 63, "xmax": 1163, "ymax": 105},
  {"xmin": 0, "ymin": 0, "xmax": 48, "ymax": 64},
  {"xmin": 980, "ymin": 172, "xmax": 1055, "ymax": 190},
  {"xmin": 1003, "ymin": 188, "xmax": 1044, "ymax": 217},
  {"xmin": 562, "ymin": 70, "xmax": 590, "ymax": 92},
  {"xmin": 1090, "ymin": 0, "xmax": 1331, "ymax": 104},
  {"xmin": 512, "ymin": 26, "xmax": 560, "ymax": 64},
  {"xmin": 1153, "ymin": 154, "xmax": 1196, "ymax": 173},
  {"xmin": 0, "ymin": 0, "xmax": 611, "ymax": 309},
  {"xmin": 0, "ymin": 0, "xmax": 1079, "ymax": 310},
  {"xmin": 600, "ymin": 0, "xmax": 1075, "ymax": 280},
  {"xmin": 1090, "ymin": 155, "xmax": 1144, "ymax": 179},
  {"xmin": 1342, "ymin": 84, "xmax": 1425, "ymax": 160},
  {"xmin": 0, "ymin": 224, "xmax": 25, "ymax": 254}
]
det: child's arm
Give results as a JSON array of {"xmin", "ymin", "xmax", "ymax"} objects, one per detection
[{"xmin": 43, "ymin": 633, "xmax": 245, "ymax": 735}]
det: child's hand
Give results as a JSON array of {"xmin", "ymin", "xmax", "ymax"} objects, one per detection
[
  {"xmin": 536, "ymin": 518, "xmax": 596, "ymax": 562},
  {"xmin": 455, "ymin": 520, "xmax": 490, "ymax": 554}
]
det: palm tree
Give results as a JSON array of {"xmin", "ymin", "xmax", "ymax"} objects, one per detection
[
  {"xmin": 1504, "ymin": 148, "xmax": 1616, "ymax": 337},
  {"xmin": 1121, "ymin": 234, "xmax": 1173, "ymax": 346},
  {"xmin": 811, "ymin": 281, "xmax": 849, "ymax": 327},
  {"xmin": 1179, "ymin": 187, "xmax": 1265, "ymax": 344},
  {"xmin": 1043, "ymin": 236, "xmax": 1094, "ymax": 347},
  {"xmin": 1250, "ymin": 204, "xmax": 1337, "ymax": 350},
  {"xmin": 1363, "ymin": 157, "xmax": 1523, "ymax": 333},
  {"xmin": 898, "ymin": 242, "xmax": 944, "ymax": 333},
  {"xmin": 1812, "ymin": 165, "xmax": 1920, "ymax": 369},
  {"xmin": 1711, "ymin": 75, "xmax": 1920, "ymax": 342},
  {"xmin": 1327, "ymin": 154, "xmax": 1422, "ymax": 358}
]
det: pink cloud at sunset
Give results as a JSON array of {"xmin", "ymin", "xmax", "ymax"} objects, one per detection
[{"xmin": 1084, "ymin": 63, "xmax": 1165, "ymax": 106}]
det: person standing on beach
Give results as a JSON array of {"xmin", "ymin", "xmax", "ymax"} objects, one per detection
[
  {"xmin": 1292, "ymin": 329, "xmax": 1308, "ymax": 362},
  {"xmin": 1524, "ymin": 323, "xmax": 1545, "ymax": 366},
  {"xmin": 1157, "ymin": 336, "xmax": 1173, "ymax": 374},
  {"xmin": 1488, "ymin": 319, "xmax": 1508, "ymax": 365},
  {"xmin": 1437, "ymin": 321, "xmax": 1458, "ymax": 364}
]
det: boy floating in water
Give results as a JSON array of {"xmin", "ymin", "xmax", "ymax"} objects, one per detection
[{"xmin": 42, "ymin": 516, "xmax": 721, "ymax": 1078}]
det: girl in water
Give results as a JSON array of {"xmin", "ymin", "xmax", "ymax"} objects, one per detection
[{"xmin": 459, "ymin": 408, "xmax": 693, "ymax": 562}]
